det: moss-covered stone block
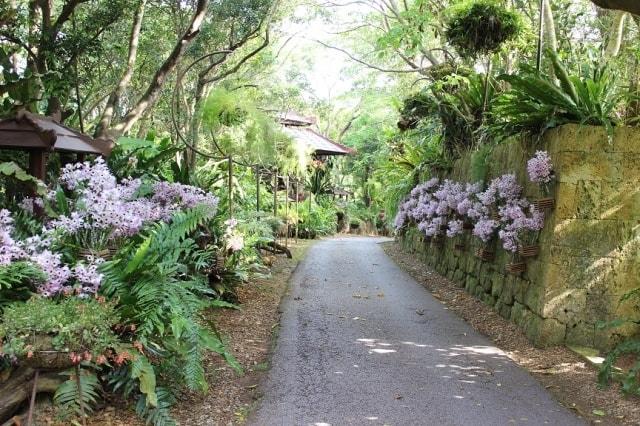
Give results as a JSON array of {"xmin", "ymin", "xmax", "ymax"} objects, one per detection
[
  {"xmin": 524, "ymin": 281, "xmax": 544, "ymax": 314},
  {"xmin": 482, "ymin": 293, "xmax": 497, "ymax": 306},
  {"xmin": 500, "ymin": 276, "xmax": 515, "ymax": 305},
  {"xmin": 555, "ymin": 182, "xmax": 578, "ymax": 219},
  {"xmin": 525, "ymin": 315, "xmax": 566, "ymax": 347},
  {"xmin": 599, "ymin": 181, "xmax": 640, "ymax": 221},
  {"xmin": 453, "ymin": 268, "xmax": 465, "ymax": 284},
  {"xmin": 565, "ymin": 321, "xmax": 595, "ymax": 347},
  {"xmin": 491, "ymin": 274, "xmax": 504, "ymax": 298},
  {"xmin": 542, "ymin": 289, "xmax": 586, "ymax": 324},
  {"xmin": 575, "ymin": 180, "xmax": 602, "ymax": 220}
]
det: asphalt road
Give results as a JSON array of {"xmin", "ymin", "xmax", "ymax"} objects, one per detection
[{"xmin": 250, "ymin": 237, "xmax": 585, "ymax": 426}]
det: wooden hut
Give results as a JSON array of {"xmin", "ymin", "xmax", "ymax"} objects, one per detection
[{"xmin": 0, "ymin": 110, "xmax": 114, "ymax": 180}]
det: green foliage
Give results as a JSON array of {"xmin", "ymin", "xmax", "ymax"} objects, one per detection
[
  {"xmin": 0, "ymin": 297, "xmax": 120, "ymax": 358},
  {"xmin": 375, "ymin": 122, "xmax": 449, "ymax": 219},
  {"xmin": 491, "ymin": 56, "xmax": 624, "ymax": 139},
  {"xmin": 427, "ymin": 72, "xmax": 497, "ymax": 153},
  {"xmin": 0, "ymin": 162, "xmax": 46, "ymax": 195},
  {"xmin": 599, "ymin": 339, "xmax": 640, "ymax": 395},
  {"xmin": 469, "ymin": 144, "xmax": 493, "ymax": 184},
  {"xmin": 298, "ymin": 198, "xmax": 337, "ymax": 238},
  {"xmin": 445, "ymin": 0, "xmax": 523, "ymax": 58},
  {"xmin": 0, "ymin": 261, "xmax": 44, "ymax": 307},
  {"xmin": 202, "ymin": 88, "xmax": 305, "ymax": 173},
  {"xmin": 100, "ymin": 206, "xmax": 241, "ymax": 394},
  {"xmin": 54, "ymin": 368, "xmax": 102, "ymax": 420},
  {"xmin": 109, "ymin": 133, "xmax": 181, "ymax": 181}
]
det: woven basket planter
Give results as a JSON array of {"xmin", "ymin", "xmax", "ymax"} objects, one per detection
[
  {"xmin": 519, "ymin": 244, "xmax": 540, "ymax": 258},
  {"xmin": 475, "ymin": 247, "xmax": 495, "ymax": 262},
  {"xmin": 79, "ymin": 248, "xmax": 116, "ymax": 260},
  {"xmin": 533, "ymin": 197, "xmax": 555, "ymax": 211},
  {"xmin": 431, "ymin": 237, "xmax": 445, "ymax": 248},
  {"xmin": 506, "ymin": 261, "xmax": 527, "ymax": 275}
]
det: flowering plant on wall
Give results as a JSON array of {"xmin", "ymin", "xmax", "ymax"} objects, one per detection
[
  {"xmin": 394, "ymin": 152, "xmax": 549, "ymax": 257},
  {"xmin": 527, "ymin": 150, "xmax": 555, "ymax": 195}
]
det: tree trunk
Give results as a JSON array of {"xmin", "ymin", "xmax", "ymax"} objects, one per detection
[
  {"xmin": 542, "ymin": 0, "xmax": 558, "ymax": 53},
  {"xmin": 604, "ymin": 11, "xmax": 627, "ymax": 58},
  {"xmin": 106, "ymin": 0, "xmax": 209, "ymax": 138},
  {"xmin": 94, "ymin": 0, "xmax": 147, "ymax": 137}
]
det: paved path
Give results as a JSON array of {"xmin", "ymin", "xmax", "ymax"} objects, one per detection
[{"xmin": 251, "ymin": 237, "xmax": 584, "ymax": 426}]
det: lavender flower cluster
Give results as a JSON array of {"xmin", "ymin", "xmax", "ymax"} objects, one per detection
[
  {"xmin": 527, "ymin": 151, "xmax": 554, "ymax": 184},
  {"xmin": 394, "ymin": 153, "xmax": 551, "ymax": 253},
  {"xmin": 1, "ymin": 159, "xmax": 220, "ymax": 298},
  {"xmin": 47, "ymin": 159, "xmax": 219, "ymax": 239}
]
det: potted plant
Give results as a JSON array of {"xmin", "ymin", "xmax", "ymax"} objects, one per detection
[{"xmin": 527, "ymin": 151, "xmax": 556, "ymax": 210}]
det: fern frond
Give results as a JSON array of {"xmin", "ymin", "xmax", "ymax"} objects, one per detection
[{"xmin": 54, "ymin": 368, "xmax": 101, "ymax": 419}]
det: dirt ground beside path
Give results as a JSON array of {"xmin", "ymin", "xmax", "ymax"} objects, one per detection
[{"xmin": 382, "ymin": 241, "xmax": 640, "ymax": 426}]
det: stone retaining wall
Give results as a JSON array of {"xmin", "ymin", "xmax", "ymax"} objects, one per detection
[{"xmin": 400, "ymin": 124, "xmax": 640, "ymax": 349}]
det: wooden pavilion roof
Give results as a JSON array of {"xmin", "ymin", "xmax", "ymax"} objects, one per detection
[
  {"xmin": 0, "ymin": 110, "xmax": 114, "ymax": 156},
  {"xmin": 279, "ymin": 112, "xmax": 355, "ymax": 156}
]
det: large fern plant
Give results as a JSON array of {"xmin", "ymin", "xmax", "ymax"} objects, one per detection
[{"xmin": 100, "ymin": 206, "xmax": 241, "ymax": 416}]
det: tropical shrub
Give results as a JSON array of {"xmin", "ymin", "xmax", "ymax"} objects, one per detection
[
  {"xmin": 491, "ymin": 55, "xmax": 624, "ymax": 138},
  {"xmin": 0, "ymin": 158, "xmax": 246, "ymax": 425}
]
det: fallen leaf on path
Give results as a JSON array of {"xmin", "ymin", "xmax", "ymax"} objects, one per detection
[{"xmin": 592, "ymin": 409, "xmax": 606, "ymax": 416}]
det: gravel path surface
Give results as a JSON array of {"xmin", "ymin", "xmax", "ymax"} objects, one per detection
[{"xmin": 251, "ymin": 237, "xmax": 585, "ymax": 426}]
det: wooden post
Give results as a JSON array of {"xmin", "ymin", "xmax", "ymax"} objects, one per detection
[
  {"xmin": 295, "ymin": 177, "xmax": 299, "ymax": 241},
  {"xmin": 256, "ymin": 166, "xmax": 260, "ymax": 215},
  {"xmin": 273, "ymin": 169, "xmax": 278, "ymax": 217},
  {"xmin": 285, "ymin": 175, "xmax": 289, "ymax": 249},
  {"xmin": 228, "ymin": 156, "xmax": 233, "ymax": 218},
  {"xmin": 28, "ymin": 150, "xmax": 46, "ymax": 182},
  {"xmin": 273, "ymin": 169, "xmax": 278, "ymax": 244}
]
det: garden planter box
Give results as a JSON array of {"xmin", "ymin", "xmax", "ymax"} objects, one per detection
[
  {"xmin": 475, "ymin": 248, "xmax": 494, "ymax": 262},
  {"xmin": 506, "ymin": 261, "xmax": 526, "ymax": 274},
  {"xmin": 519, "ymin": 244, "xmax": 539, "ymax": 258},
  {"xmin": 533, "ymin": 197, "xmax": 555, "ymax": 211}
]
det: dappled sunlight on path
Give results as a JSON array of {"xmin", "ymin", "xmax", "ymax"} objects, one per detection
[{"xmin": 251, "ymin": 237, "xmax": 584, "ymax": 426}]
